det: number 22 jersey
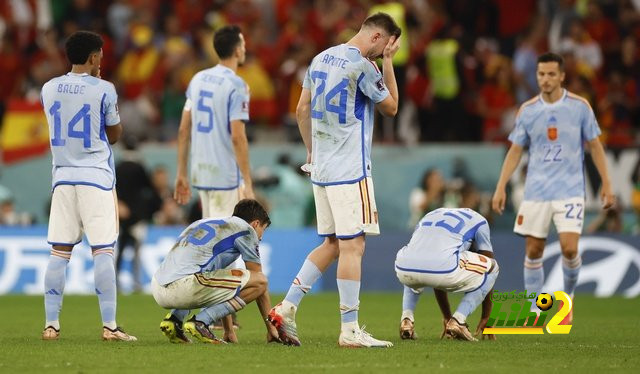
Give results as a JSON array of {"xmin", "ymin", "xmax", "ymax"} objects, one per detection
[{"xmin": 303, "ymin": 44, "xmax": 389, "ymax": 186}]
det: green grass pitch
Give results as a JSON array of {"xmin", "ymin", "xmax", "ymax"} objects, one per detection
[{"xmin": 1, "ymin": 293, "xmax": 638, "ymax": 373}]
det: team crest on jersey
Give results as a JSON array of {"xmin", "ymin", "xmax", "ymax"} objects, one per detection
[
  {"xmin": 547, "ymin": 127, "xmax": 558, "ymax": 141},
  {"xmin": 376, "ymin": 78, "xmax": 385, "ymax": 91},
  {"xmin": 517, "ymin": 215, "xmax": 524, "ymax": 225}
]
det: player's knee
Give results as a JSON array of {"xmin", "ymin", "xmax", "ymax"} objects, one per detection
[
  {"xmin": 561, "ymin": 247, "xmax": 578, "ymax": 259},
  {"xmin": 489, "ymin": 259, "xmax": 499, "ymax": 275},
  {"xmin": 254, "ymin": 272, "xmax": 268, "ymax": 293}
]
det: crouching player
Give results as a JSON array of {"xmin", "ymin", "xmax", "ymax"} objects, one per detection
[
  {"xmin": 395, "ymin": 208, "xmax": 499, "ymax": 341},
  {"xmin": 152, "ymin": 199, "xmax": 281, "ymax": 344}
]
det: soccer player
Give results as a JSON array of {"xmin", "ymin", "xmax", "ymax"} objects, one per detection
[
  {"xmin": 174, "ymin": 25, "xmax": 254, "ymax": 216},
  {"xmin": 152, "ymin": 199, "xmax": 281, "ymax": 344},
  {"xmin": 268, "ymin": 13, "xmax": 401, "ymax": 348},
  {"xmin": 40, "ymin": 31, "xmax": 136, "ymax": 341},
  {"xmin": 395, "ymin": 208, "xmax": 499, "ymax": 341},
  {"xmin": 491, "ymin": 52, "xmax": 615, "ymax": 324}
]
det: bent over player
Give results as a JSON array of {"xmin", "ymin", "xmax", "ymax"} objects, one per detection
[
  {"xmin": 492, "ymin": 52, "xmax": 615, "ymax": 324},
  {"xmin": 41, "ymin": 31, "xmax": 135, "ymax": 341},
  {"xmin": 269, "ymin": 12, "xmax": 401, "ymax": 348},
  {"xmin": 152, "ymin": 199, "xmax": 281, "ymax": 344},
  {"xmin": 395, "ymin": 208, "xmax": 499, "ymax": 341}
]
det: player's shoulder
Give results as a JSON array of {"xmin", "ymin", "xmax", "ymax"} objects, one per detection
[
  {"xmin": 227, "ymin": 216, "xmax": 252, "ymax": 232},
  {"xmin": 565, "ymin": 90, "xmax": 593, "ymax": 111},
  {"xmin": 515, "ymin": 95, "xmax": 542, "ymax": 118}
]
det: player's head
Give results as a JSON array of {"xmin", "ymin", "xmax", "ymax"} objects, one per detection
[
  {"xmin": 65, "ymin": 31, "xmax": 103, "ymax": 77},
  {"xmin": 536, "ymin": 52, "xmax": 565, "ymax": 95},
  {"xmin": 213, "ymin": 25, "xmax": 246, "ymax": 65},
  {"xmin": 233, "ymin": 199, "xmax": 271, "ymax": 240},
  {"xmin": 360, "ymin": 12, "xmax": 401, "ymax": 59}
]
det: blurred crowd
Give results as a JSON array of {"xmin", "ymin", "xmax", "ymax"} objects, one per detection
[{"xmin": 0, "ymin": 0, "xmax": 639, "ymax": 145}]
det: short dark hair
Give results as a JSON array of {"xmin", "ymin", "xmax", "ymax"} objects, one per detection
[
  {"xmin": 363, "ymin": 12, "xmax": 402, "ymax": 38},
  {"xmin": 213, "ymin": 25, "xmax": 242, "ymax": 59},
  {"xmin": 537, "ymin": 52, "xmax": 564, "ymax": 71},
  {"xmin": 233, "ymin": 199, "xmax": 271, "ymax": 227},
  {"xmin": 65, "ymin": 31, "xmax": 103, "ymax": 65}
]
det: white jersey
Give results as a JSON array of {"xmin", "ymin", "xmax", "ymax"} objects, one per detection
[
  {"xmin": 41, "ymin": 73, "xmax": 120, "ymax": 190},
  {"xmin": 186, "ymin": 65, "xmax": 250, "ymax": 190},
  {"xmin": 154, "ymin": 216, "xmax": 260, "ymax": 286},
  {"xmin": 395, "ymin": 208, "xmax": 493, "ymax": 273},
  {"xmin": 303, "ymin": 44, "xmax": 390, "ymax": 186}
]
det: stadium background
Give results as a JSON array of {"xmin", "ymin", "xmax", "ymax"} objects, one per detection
[{"xmin": 0, "ymin": 0, "xmax": 639, "ymax": 305}]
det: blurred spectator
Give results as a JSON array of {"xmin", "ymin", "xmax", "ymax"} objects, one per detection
[
  {"xmin": 408, "ymin": 168, "xmax": 445, "ymax": 227},
  {"xmin": 0, "ymin": 183, "xmax": 33, "ymax": 225},
  {"xmin": 150, "ymin": 165, "xmax": 185, "ymax": 226},
  {"xmin": 559, "ymin": 19, "xmax": 603, "ymax": 74},
  {"xmin": 513, "ymin": 20, "xmax": 545, "ymax": 104},
  {"xmin": 477, "ymin": 55, "xmax": 516, "ymax": 142}
]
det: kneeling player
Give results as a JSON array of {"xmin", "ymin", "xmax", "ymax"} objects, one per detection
[
  {"xmin": 152, "ymin": 199, "xmax": 281, "ymax": 344},
  {"xmin": 395, "ymin": 208, "xmax": 499, "ymax": 341}
]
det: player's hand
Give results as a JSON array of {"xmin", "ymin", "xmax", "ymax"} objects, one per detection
[
  {"xmin": 243, "ymin": 184, "xmax": 255, "ymax": 200},
  {"xmin": 601, "ymin": 184, "xmax": 615, "ymax": 210},
  {"xmin": 492, "ymin": 189, "xmax": 506, "ymax": 215},
  {"xmin": 223, "ymin": 330, "xmax": 238, "ymax": 344},
  {"xmin": 266, "ymin": 323, "xmax": 282, "ymax": 344},
  {"xmin": 440, "ymin": 318, "xmax": 451, "ymax": 339},
  {"xmin": 383, "ymin": 35, "xmax": 401, "ymax": 60},
  {"xmin": 475, "ymin": 317, "xmax": 496, "ymax": 341},
  {"xmin": 174, "ymin": 175, "xmax": 191, "ymax": 205}
]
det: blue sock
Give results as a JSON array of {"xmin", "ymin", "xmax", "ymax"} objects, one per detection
[
  {"xmin": 562, "ymin": 255, "xmax": 581, "ymax": 298},
  {"xmin": 455, "ymin": 263, "xmax": 500, "ymax": 323},
  {"xmin": 284, "ymin": 259, "xmax": 322, "ymax": 307},
  {"xmin": 196, "ymin": 296, "xmax": 246, "ymax": 325},
  {"xmin": 93, "ymin": 250, "xmax": 117, "ymax": 328},
  {"xmin": 401, "ymin": 286, "xmax": 422, "ymax": 321},
  {"xmin": 524, "ymin": 256, "xmax": 544, "ymax": 311},
  {"xmin": 44, "ymin": 249, "xmax": 71, "ymax": 329},
  {"xmin": 171, "ymin": 309, "xmax": 190, "ymax": 321},
  {"xmin": 337, "ymin": 279, "xmax": 360, "ymax": 324}
]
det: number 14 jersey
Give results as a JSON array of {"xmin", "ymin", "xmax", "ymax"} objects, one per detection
[
  {"xmin": 303, "ymin": 44, "xmax": 389, "ymax": 186},
  {"xmin": 41, "ymin": 72, "xmax": 120, "ymax": 191}
]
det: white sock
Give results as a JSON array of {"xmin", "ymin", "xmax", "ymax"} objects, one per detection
[
  {"xmin": 45, "ymin": 320, "xmax": 60, "ymax": 330},
  {"xmin": 341, "ymin": 321, "xmax": 359, "ymax": 333},
  {"xmin": 453, "ymin": 311, "xmax": 466, "ymax": 324},
  {"xmin": 401, "ymin": 310, "xmax": 414, "ymax": 322}
]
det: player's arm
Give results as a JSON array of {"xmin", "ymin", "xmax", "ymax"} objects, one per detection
[
  {"xmin": 433, "ymin": 288, "xmax": 452, "ymax": 338},
  {"xmin": 586, "ymin": 137, "xmax": 615, "ymax": 209},
  {"xmin": 174, "ymin": 108, "xmax": 192, "ymax": 205},
  {"xmin": 376, "ymin": 36, "xmax": 401, "ymax": 117},
  {"xmin": 231, "ymin": 120, "xmax": 254, "ymax": 199},
  {"xmin": 492, "ymin": 143, "xmax": 524, "ymax": 214},
  {"xmin": 296, "ymin": 88, "xmax": 312, "ymax": 163},
  {"xmin": 244, "ymin": 261, "xmax": 280, "ymax": 343},
  {"xmin": 105, "ymin": 123, "xmax": 122, "ymax": 145}
]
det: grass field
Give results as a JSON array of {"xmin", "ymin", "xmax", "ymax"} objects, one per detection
[{"xmin": 1, "ymin": 293, "xmax": 638, "ymax": 373}]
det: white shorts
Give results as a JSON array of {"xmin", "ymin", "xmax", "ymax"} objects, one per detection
[
  {"xmin": 47, "ymin": 185, "xmax": 118, "ymax": 249},
  {"xmin": 313, "ymin": 177, "xmax": 379, "ymax": 239},
  {"xmin": 198, "ymin": 187, "xmax": 242, "ymax": 218},
  {"xmin": 151, "ymin": 269, "xmax": 250, "ymax": 309},
  {"xmin": 514, "ymin": 197, "xmax": 584, "ymax": 238},
  {"xmin": 396, "ymin": 251, "xmax": 493, "ymax": 293}
]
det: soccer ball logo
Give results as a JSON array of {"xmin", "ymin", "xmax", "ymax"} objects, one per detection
[{"xmin": 536, "ymin": 293, "xmax": 554, "ymax": 311}]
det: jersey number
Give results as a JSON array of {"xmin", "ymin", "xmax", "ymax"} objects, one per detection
[
  {"xmin": 310, "ymin": 70, "xmax": 348, "ymax": 124},
  {"xmin": 49, "ymin": 101, "xmax": 92, "ymax": 148},
  {"xmin": 564, "ymin": 203, "xmax": 583, "ymax": 220},
  {"xmin": 187, "ymin": 222, "xmax": 217, "ymax": 246},
  {"xmin": 423, "ymin": 211, "xmax": 473, "ymax": 234},
  {"xmin": 196, "ymin": 90, "xmax": 214, "ymax": 133},
  {"xmin": 543, "ymin": 144, "xmax": 562, "ymax": 162}
]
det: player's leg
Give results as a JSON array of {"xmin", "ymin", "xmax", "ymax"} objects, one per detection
[
  {"xmin": 269, "ymin": 184, "xmax": 338, "ymax": 344},
  {"xmin": 185, "ymin": 269, "xmax": 257, "ymax": 343},
  {"xmin": 450, "ymin": 253, "xmax": 500, "ymax": 341},
  {"xmin": 553, "ymin": 197, "xmax": 584, "ymax": 324},
  {"xmin": 150, "ymin": 276, "xmax": 192, "ymax": 343},
  {"xmin": 44, "ymin": 185, "xmax": 82, "ymax": 340},
  {"xmin": 514, "ymin": 200, "xmax": 552, "ymax": 312},
  {"xmin": 400, "ymin": 286, "xmax": 423, "ymax": 340},
  {"xmin": 80, "ymin": 187, "xmax": 136, "ymax": 341},
  {"xmin": 332, "ymin": 178, "xmax": 391, "ymax": 347},
  {"xmin": 198, "ymin": 190, "xmax": 211, "ymax": 218}
]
